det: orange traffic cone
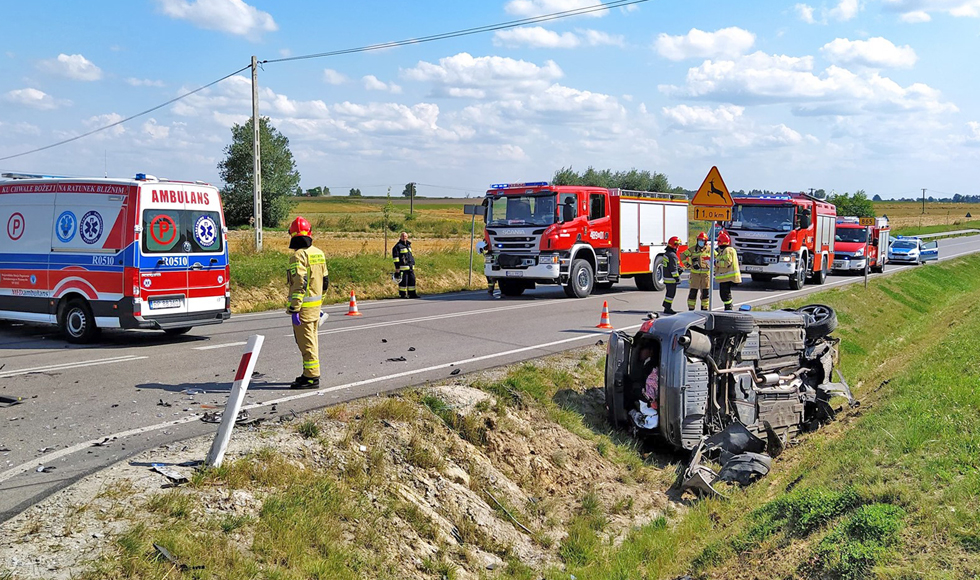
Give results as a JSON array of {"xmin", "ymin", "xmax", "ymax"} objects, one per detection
[
  {"xmin": 345, "ymin": 289, "xmax": 363, "ymax": 316},
  {"xmin": 596, "ymin": 300, "xmax": 613, "ymax": 329}
]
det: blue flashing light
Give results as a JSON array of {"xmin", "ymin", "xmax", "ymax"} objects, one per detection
[
  {"xmin": 752, "ymin": 194, "xmax": 792, "ymax": 200},
  {"xmin": 490, "ymin": 181, "xmax": 549, "ymax": 189},
  {"xmin": 135, "ymin": 173, "xmax": 146, "ymax": 180}
]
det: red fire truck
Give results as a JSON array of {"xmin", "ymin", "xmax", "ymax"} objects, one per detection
[
  {"xmin": 724, "ymin": 193, "xmax": 837, "ymax": 290},
  {"xmin": 483, "ymin": 182, "xmax": 689, "ymax": 298},
  {"xmin": 832, "ymin": 216, "xmax": 889, "ymax": 274}
]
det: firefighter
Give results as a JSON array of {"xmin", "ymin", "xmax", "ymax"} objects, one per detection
[
  {"xmin": 661, "ymin": 236, "xmax": 682, "ymax": 314},
  {"xmin": 715, "ymin": 230, "xmax": 741, "ymax": 311},
  {"xmin": 681, "ymin": 231, "xmax": 711, "ymax": 310},
  {"xmin": 286, "ymin": 216, "xmax": 328, "ymax": 389},
  {"xmin": 392, "ymin": 231, "xmax": 418, "ymax": 298}
]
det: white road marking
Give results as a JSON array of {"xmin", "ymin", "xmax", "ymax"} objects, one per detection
[
  {"xmin": 193, "ymin": 341, "xmax": 248, "ymax": 351},
  {"xmin": 0, "ymin": 325, "xmax": 636, "ymax": 486},
  {"xmin": 0, "ymin": 355, "xmax": 148, "ymax": 379}
]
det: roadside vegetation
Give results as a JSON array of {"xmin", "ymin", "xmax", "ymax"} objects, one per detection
[{"xmin": 4, "ymin": 254, "xmax": 978, "ymax": 579}]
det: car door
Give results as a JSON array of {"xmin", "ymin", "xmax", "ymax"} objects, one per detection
[{"xmin": 921, "ymin": 240, "xmax": 939, "ymax": 262}]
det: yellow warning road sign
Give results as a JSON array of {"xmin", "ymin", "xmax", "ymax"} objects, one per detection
[
  {"xmin": 692, "ymin": 166, "xmax": 733, "ymax": 207},
  {"xmin": 692, "ymin": 206, "xmax": 732, "ymax": 221}
]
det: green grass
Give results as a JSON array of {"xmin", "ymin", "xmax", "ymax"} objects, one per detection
[{"xmin": 891, "ymin": 218, "xmax": 980, "ymax": 236}]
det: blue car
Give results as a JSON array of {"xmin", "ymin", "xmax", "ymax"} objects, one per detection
[{"xmin": 887, "ymin": 236, "xmax": 939, "ymax": 265}]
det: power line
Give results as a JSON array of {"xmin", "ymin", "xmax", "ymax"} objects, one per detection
[
  {"xmin": 262, "ymin": 0, "xmax": 648, "ymax": 65},
  {"xmin": 0, "ymin": 0, "xmax": 647, "ymax": 163},
  {"xmin": 0, "ymin": 64, "xmax": 252, "ymax": 163}
]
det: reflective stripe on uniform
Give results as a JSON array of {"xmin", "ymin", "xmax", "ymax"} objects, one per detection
[
  {"xmin": 664, "ymin": 279, "xmax": 676, "ymax": 284},
  {"xmin": 303, "ymin": 360, "xmax": 319, "ymax": 369},
  {"xmin": 716, "ymin": 272, "xmax": 739, "ymax": 281}
]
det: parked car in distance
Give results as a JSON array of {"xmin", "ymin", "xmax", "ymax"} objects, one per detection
[{"xmin": 887, "ymin": 236, "xmax": 939, "ymax": 265}]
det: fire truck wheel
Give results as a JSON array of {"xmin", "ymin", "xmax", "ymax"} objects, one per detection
[
  {"xmin": 498, "ymin": 279, "xmax": 525, "ymax": 297},
  {"xmin": 788, "ymin": 259, "xmax": 806, "ymax": 290},
  {"xmin": 813, "ymin": 261, "xmax": 827, "ymax": 285},
  {"xmin": 61, "ymin": 299, "xmax": 100, "ymax": 344},
  {"xmin": 566, "ymin": 259, "xmax": 595, "ymax": 298},
  {"xmin": 163, "ymin": 327, "xmax": 193, "ymax": 336}
]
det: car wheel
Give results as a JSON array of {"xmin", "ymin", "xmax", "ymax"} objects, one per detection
[
  {"xmin": 163, "ymin": 327, "xmax": 193, "ymax": 336},
  {"xmin": 499, "ymin": 279, "xmax": 525, "ymax": 297},
  {"xmin": 567, "ymin": 259, "xmax": 594, "ymax": 298},
  {"xmin": 61, "ymin": 299, "xmax": 100, "ymax": 344},
  {"xmin": 796, "ymin": 304, "xmax": 838, "ymax": 339},
  {"xmin": 709, "ymin": 312, "xmax": 755, "ymax": 334}
]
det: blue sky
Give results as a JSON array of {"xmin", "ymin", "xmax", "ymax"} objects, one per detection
[{"xmin": 1, "ymin": 0, "xmax": 978, "ymax": 199}]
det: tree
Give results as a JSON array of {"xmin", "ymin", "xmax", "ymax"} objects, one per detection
[
  {"xmin": 828, "ymin": 190, "xmax": 875, "ymax": 218},
  {"xmin": 872, "ymin": 194, "xmax": 882, "ymax": 202},
  {"xmin": 550, "ymin": 166, "xmax": 678, "ymax": 193},
  {"xmin": 402, "ymin": 182, "xmax": 415, "ymax": 198},
  {"xmin": 217, "ymin": 116, "xmax": 299, "ymax": 227},
  {"xmin": 349, "ymin": 188, "xmax": 362, "ymax": 197},
  {"xmin": 813, "ymin": 189, "xmax": 826, "ymax": 199}
]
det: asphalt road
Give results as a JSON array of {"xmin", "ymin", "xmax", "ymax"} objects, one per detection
[{"xmin": 2, "ymin": 234, "xmax": 979, "ymax": 522}]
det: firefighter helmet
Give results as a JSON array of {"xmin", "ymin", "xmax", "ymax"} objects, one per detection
[
  {"xmin": 717, "ymin": 230, "xmax": 731, "ymax": 246},
  {"xmin": 697, "ymin": 231, "xmax": 709, "ymax": 242},
  {"xmin": 667, "ymin": 236, "xmax": 681, "ymax": 249},
  {"xmin": 288, "ymin": 216, "xmax": 312, "ymax": 237}
]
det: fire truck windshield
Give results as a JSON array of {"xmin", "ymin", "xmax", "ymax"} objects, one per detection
[
  {"xmin": 730, "ymin": 204, "xmax": 795, "ymax": 231},
  {"xmin": 488, "ymin": 193, "xmax": 557, "ymax": 226},
  {"xmin": 835, "ymin": 227, "xmax": 868, "ymax": 243}
]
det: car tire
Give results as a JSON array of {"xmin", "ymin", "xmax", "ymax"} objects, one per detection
[
  {"xmin": 61, "ymin": 299, "xmax": 100, "ymax": 344},
  {"xmin": 709, "ymin": 312, "xmax": 755, "ymax": 334},
  {"xmin": 499, "ymin": 279, "xmax": 525, "ymax": 297},
  {"xmin": 163, "ymin": 327, "xmax": 193, "ymax": 336},
  {"xmin": 751, "ymin": 274, "xmax": 774, "ymax": 283},
  {"xmin": 566, "ymin": 259, "xmax": 594, "ymax": 298},
  {"xmin": 796, "ymin": 304, "xmax": 838, "ymax": 339}
]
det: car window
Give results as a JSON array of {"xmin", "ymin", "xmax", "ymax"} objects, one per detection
[{"xmin": 922, "ymin": 241, "xmax": 938, "ymax": 250}]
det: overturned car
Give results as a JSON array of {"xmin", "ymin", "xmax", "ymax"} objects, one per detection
[{"xmin": 604, "ymin": 305, "xmax": 855, "ymax": 457}]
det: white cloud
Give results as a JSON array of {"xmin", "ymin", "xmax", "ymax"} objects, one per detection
[
  {"xmin": 493, "ymin": 26, "xmax": 625, "ymax": 48},
  {"xmin": 504, "ymin": 0, "xmax": 608, "ymax": 18},
  {"xmin": 362, "ymin": 75, "xmax": 403, "ymax": 94},
  {"xmin": 142, "ymin": 119, "xmax": 171, "ymax": 139},
  {"xmin": 156, "ymin": 0, "xmax": 277, "ymax": 40},
  {"xmin": 323, "ymin": 69, "xmax": 349, "ymax": 85},
  {"xmin": 829, "ymin": 0, "xmax": 860, "ymax": 21},
  {"xmin": 821, "ymin": 37, "xmax": 917, "ymax": 68},
  {"xmin": 883, "ymin": 0, "xmax": 980, "ymax": 20},
  {"xmin": 660, "ymin": 51, "xmax": 956, "ymax": 116},
  {"xmin": 38, "ymin": 53, "xmax": 102, "ymax": 81},
  {"xmin": 796, "ymin": 3, "xmax": 818, "ymax": 23},
  {"xmin": 84, "ymin": 113, "xmax": 126, "ymax": 137},
  {"xmin": 3, "ymin": 88, "xmax": 67, "ymax": 110},
  {"xmin": 126, "ymin": 78, "xmax": 166, "ymax": 87},
  {"xmin": 899, "ymin": 10, "xmax": 931, "ymax": 22},
  {"xmin": 662, "ymin": 104, "xmax": 744, "ymax": 130},
  {"xmin": 402, "ymin": 53, "xmax": 563, "ymax": 99},
  {"xmin": 654, "ymin": 27, "xmax": 756, "ymax": 61},
  {"xmin": 494, "ymin": 26, "xmax": 581, "ymax": 48}
]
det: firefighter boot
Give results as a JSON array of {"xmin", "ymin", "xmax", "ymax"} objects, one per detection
[{"xmin": 290, "ymin": 375, "xmax": 320, "ymax": 389}]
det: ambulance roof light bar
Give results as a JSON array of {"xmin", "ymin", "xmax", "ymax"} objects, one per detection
[{"xmin": 1, "ymin": 172, "xmax": 70, "ymax": 179}]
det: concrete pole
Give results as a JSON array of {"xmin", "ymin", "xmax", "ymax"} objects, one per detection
[
  {"xmin": 206, "ymin": 334, "xmax": 265, "ymax": 467},
  {"xmin": 251, "ymin": 56, "xmax": 263, "ymax": 252},
  {"xmin": 410, "ymin": 182, "xmax": 415, "ymax": 215},
  {"xmin": 921, "ymin": 188, "xmax": 926, "ymax": 215}
]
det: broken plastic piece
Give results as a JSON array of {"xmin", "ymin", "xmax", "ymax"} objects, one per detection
[
  {"xmin": 717, "ymin": 452, "xmax": 772, "ymax": 486},
  {"xmin": 152, "ymin": 464, "xmax": 189, "ymax": 485},
  {"xmin": 704, "ymin": 422, "xmax": 766, "ymax": 456},
  {"xmin": 450, "ymin": 368, "xmax": 461, "ymax": 375},
  {"xmin": 386, "ymin": 356, "xmax": 407, "ymax": 362},
  {"xmin": 0, "ymin": 395, "xmax": 23, "ymax": 407}
]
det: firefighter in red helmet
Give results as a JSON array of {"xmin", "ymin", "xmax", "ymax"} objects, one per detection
[
  {"xmin": 661, "ymin": 236, "xmax": 682, "ymax": 314},
  {"xmin": 286, "ymin": 216, "xmax": 328, "ymax": 388},
  {"xmin": 714, "ymin": 230, "xmax": 741, "ymax": 310},
  {"xmin": 681, "ymin": 231, "xmax": 711, "ymax": 310}
]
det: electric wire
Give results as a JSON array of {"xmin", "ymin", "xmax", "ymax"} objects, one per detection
[
  {"xmin": 0, "ymin": 64, "xmax": 252, "ymax": 163},
  {"xmin": 0, "ymin": 0, "xmax": 647, "ymax": 164},
  {"xmin": 262, "ymin": 0, "xmax": 647, "ymax": 65}
]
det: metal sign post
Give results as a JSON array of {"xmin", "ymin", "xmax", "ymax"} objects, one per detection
[
  {"xmin": 708, "ymin": 225, "xmax": 715, "ymax": 311},
  {"xmin": 463, "ymin": 204, "xmax": 483, "ymax": 287},
  {"xmin": 691, "ymin": 167, "xmax": 735, "ymax": 312}
]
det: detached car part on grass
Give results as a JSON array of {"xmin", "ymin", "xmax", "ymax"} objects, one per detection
[{"xmin": 604, "ymin": 304, "xmax": 856, "ymax": 495}]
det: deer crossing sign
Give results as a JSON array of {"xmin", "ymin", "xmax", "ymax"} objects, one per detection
[{"xmin": 691, "ymin": 166, "xmax": 733, "ymax": 221}]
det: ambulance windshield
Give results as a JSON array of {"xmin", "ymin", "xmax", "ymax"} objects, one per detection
[
  {"xmin": 487, "ymin": 193, "xmax": 557, "ymax": 226},
  {"xmin": 142, "ymin": 210, "xmax": 223, "ymax": 254}
]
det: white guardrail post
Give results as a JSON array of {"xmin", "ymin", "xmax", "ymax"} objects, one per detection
[{"xmin": 205, "ymin": 334, "xmax": 265, "ymax": 467}]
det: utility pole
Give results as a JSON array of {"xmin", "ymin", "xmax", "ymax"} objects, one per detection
[
  {"xmin": 251, "ymin": 55, "xmax": 262, "ymax": 252},
  {"xmin": 410, "ymin": 182, "xmax": 416, "ymax": 215},
  {"xmin": 921, "ymin": 188, "xmax": 926, "ymax": 215}
]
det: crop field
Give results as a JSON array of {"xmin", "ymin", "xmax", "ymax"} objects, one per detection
[{"xmin": 873, "ymin": 201, "xmax": 979, "ymax": 233}]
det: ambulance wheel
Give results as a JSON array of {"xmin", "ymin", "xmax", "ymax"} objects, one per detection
[
  {"xmin": 163, "ymin": 327, "xmax": 192, "ymax": 336},
  {"xmin": 61, "ymin": 299, "xmax": 100, "ymax": 344}
]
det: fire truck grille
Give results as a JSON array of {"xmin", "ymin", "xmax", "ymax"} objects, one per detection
[
  {"xmin": 728, "ymin": 232, "xmax": 787, "ymax": 256},
  {"xmin": 487, "ymin": 229, "xmax": 546, "ymax": 254}
]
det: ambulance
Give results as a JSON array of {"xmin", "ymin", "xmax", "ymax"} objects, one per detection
[{"xmin": 0, "ymin": 173, "xmax": 231, "ymax": 342}]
